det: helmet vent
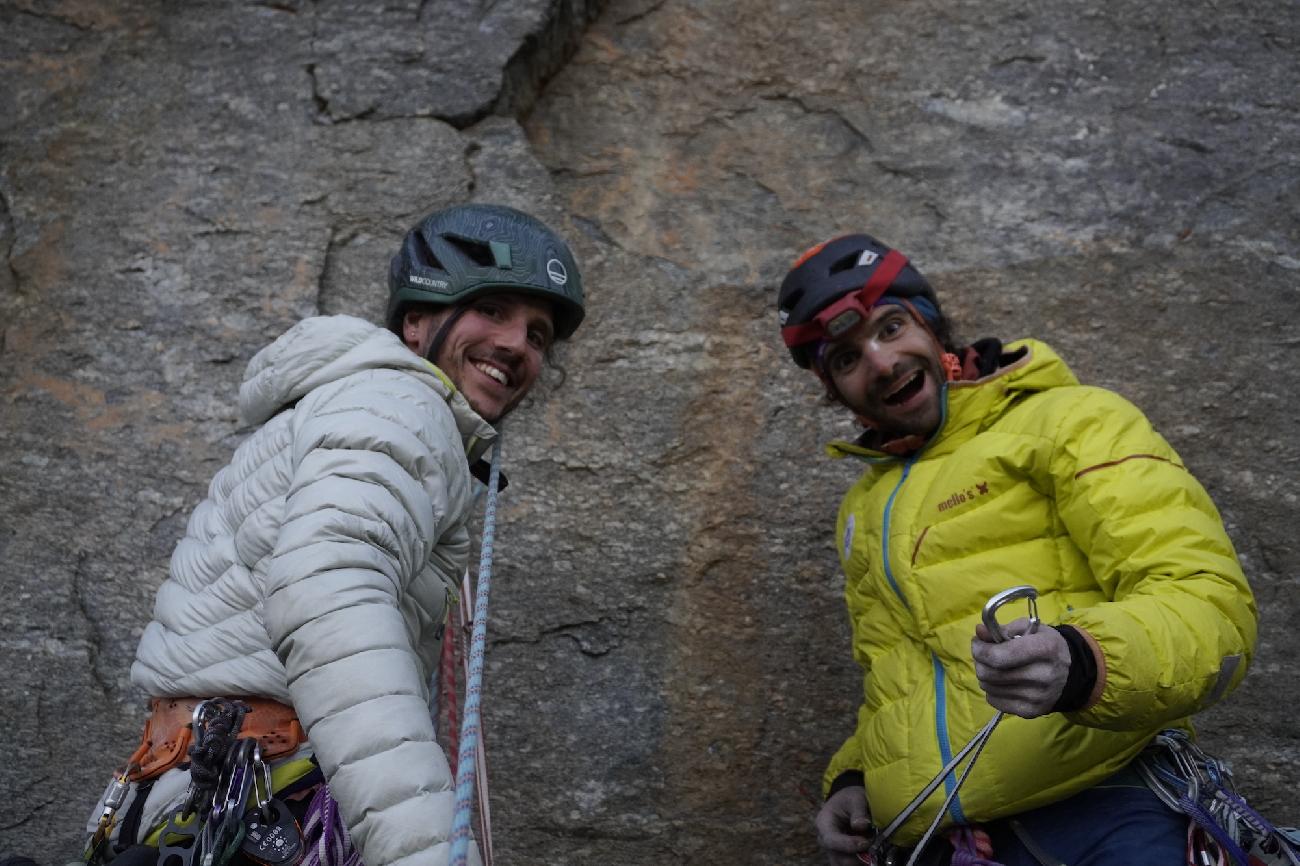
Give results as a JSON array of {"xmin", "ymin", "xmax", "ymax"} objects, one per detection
[
  {"xmin": 781, "ymin": 288, "xmax": 804, "ymax": 311},
  {"xmin": 412, "ymin": 232, "xmax": 446, "ymax": 272},
  {"xmin": 444, "ymin": 234, "xmax": 497, "ymax": 268},
  {"xmin": 829, "ymin": 251, "xmax": 864, "ymax": 275}
]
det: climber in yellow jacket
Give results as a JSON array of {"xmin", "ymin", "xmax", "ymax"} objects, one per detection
[{"xmin": 776, "ymin": 234, "xmax": 1256, "ymax": 866}]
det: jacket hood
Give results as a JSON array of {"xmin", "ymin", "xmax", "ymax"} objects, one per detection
[
  {"xmin": 239, "ymin": 315, "xmax": 497, "ymax": 460},
  {"xmin": 827, "ymin": 339, "xmax": 1078, "ymax": 461}
]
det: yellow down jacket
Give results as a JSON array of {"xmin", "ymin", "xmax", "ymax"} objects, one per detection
[{"xmin": 823, "ymin": 339, "xmax": 1256, "ymax": 842}]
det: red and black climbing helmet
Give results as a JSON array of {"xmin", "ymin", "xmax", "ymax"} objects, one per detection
[{"xmin": 777, "ymin": 233, "xmax": 939, "ymax": 369}]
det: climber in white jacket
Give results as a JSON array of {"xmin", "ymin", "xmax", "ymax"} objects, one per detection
[{"xmin": 85, "ymin": 204, "xmax": 586, "ymax": 866}]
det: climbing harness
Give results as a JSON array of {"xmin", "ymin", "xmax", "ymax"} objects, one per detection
[
  {"xmin": 114, "ymin": 696, "xmax": 307, "ymax": 786},
  {"xmin": 449, "ymin": 438, "xmax": 503, "ymax": 866},
  {"xmin": 87, "ymin": 696, "xmax": 311, "ymax": 866},
  {"xmin": 155, "ymin": 697, "xmax": 255, "ymax": 866},
  {"xmin": 859, "ymin": 586, "xmax": 1040, "ymax": 866},
  {"xmin": 89, "ymin": 442, "xmax": 518, "ymax": 866},
  {"xmin": 1135, "ymin": 729, "xmax": 1300, "ymax": 866}
]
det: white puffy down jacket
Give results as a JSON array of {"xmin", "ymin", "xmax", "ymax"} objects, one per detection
[{"xmin": 131, "ymin": 315, "xmax": 494, "ymax": 866}]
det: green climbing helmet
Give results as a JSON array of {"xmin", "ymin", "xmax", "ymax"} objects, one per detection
[{"xmin": 386, "ymin": 203, "xmax": 586, "ymax": 340}]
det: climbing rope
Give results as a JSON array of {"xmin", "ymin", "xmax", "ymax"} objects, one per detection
[
  {"xmin": 459, "ymin": 571, "xmax": 496, "ymax": 864},
  {"xmin": 449, "ymin": 439, "xmax": 502, "ymax": 866},
  {"xmin": 947, "ymin": 826, "xmax": 1000, "ymax": 866},
  {"xmin": 300, "ymin": 783, "xmax": 362, "ymax": 866},
  {"xmin": 439, "ymin": 599, "xmax": 462, "ymax": 779},
  {"xmin": 185, "ymin": 698, "xmax": 250, "ymax": 817}
]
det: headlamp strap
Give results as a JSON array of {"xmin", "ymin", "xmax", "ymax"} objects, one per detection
[
  {"xmin": 860, "ymin": 249, "xmax": 908, "ymax": 305},
  {"xmin": 779, "ymin": 249, "xmax": 910, "ymax": 348}
]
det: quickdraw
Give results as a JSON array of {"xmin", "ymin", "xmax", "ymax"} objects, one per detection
[
  {"xmin": 123, "ymin": 697, "xmax": 308, "ymax": 866},
  {"xmin": 1135, "ymin": 729, "xmax": 1300, "ymax": 866},
  {"xmin": 153, "ymin": 698, "xmax": 252, "ymax": 866},
  {"xmin": 84, "ymin": 768, "xmax": 132, "ymax": 863},
  {"xmin": 859, "ymin": 586, "xmax": 1040, "ymax": 866}
]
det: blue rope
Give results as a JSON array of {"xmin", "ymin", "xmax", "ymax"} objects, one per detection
[{"xmin": 449, "ymin": 439, "xmax": 502, "ymax": 866}]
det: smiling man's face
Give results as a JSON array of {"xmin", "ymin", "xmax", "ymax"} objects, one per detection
[
  {"xmin": 821, "ymin": 303, "xmax": 946, "ymax": 440},
  {"xmin": 403, "ymin": 293, "xmax": 555, "ymax": 422}
]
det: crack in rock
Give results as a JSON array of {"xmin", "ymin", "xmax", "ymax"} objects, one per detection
[
  {"xmin": 249, "ymin": 0, "xmax": 306, "ymax": 12},
  {"xmin": 464, "ymin": 139, "xmax": 481, "ymax": 196},
  {"xmin": 615, "ymin": 0, "xmax": 668, "ymax": 27},
  {"xmin": 492, "ymin": 612, "xmax": 633, "ymax": 657},
  {"xmin": 758, "ymin": 93, "xmax": 874, "ymax": 151},
  {"xmin": 494, "ymin": 0, "xmax": 610, "ymax": 121},
  {"xmin": 0, "ymin": 183, "xmax": 20, "ymax": 299},
  {"xmin": 11, "ymin": 5, "xmax": 96, "ymax": 33},
  {"xmin": 0, "ymin": 786, "xmax": 57, "ymax": 831},
  {"xmin": 71, "ymin": 551, "xmax": 113, "ymax": 697},
  {"xmin": 318, "ymin": 224, "xmax": 341, "ymax": 313}
]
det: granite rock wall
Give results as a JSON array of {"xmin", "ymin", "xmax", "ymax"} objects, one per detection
[{"xmin": 2, "ymin": 0, "xmax": 1296, "ymax": 862}]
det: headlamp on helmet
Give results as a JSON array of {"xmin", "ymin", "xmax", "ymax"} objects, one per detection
[{"xmin": 776, "ymin": 234, "xmax": 939, "ymax": 369}]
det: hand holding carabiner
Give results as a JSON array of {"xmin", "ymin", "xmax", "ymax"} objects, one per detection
[
  {"xmin": 868, "ymin": 586, "xmax": 1050, "ymax": 866},
  {"xmin": 971, "ymin": 587, "xmax": 1070, "ymax": 719}
]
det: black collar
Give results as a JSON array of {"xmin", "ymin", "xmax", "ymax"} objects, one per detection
[{"xmin": 469, "ymin": 457, "xmax": 509, "ymax": 492}]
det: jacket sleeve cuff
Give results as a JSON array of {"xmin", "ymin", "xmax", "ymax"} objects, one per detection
[
  {"xmin": 1052, "ymin": 624, "xmax": 1106, "ymax": 712},
  {"xmin": 827, "ymin": 770, "xmax": 866, "ymax": 800}
]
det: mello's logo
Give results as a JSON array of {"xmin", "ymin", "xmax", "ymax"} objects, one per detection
[{"xmin": 938, "ymin": 481, "xmax": 990, "ymax": 512}]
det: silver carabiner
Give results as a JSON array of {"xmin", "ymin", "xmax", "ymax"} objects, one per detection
[
  {"xmin": 191, "ymin": 699, "xmax": 213, "ymax": 733},
  {"xmin": 980, "ymin": 585, "xmax": 1040, "ymax": 643},
  {"xmin": 868, "ymin": 585, "xmax": 1043, "ymax": 866},
  {"xmin": 253, "ymin": 747, "xmax": 274, "ymax": 821}
]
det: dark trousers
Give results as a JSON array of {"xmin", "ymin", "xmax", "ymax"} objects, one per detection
[{"xmin": 984, "ymin": 765, "xmax": 1186, "ymax": 866}]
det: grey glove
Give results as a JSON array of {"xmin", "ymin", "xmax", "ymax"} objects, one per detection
[
  {"xmin": 815, "ymin": 784, "xmax": 873, "ymax": 866},
  {"xmin": 971, "ymin": 616, "xmax": 1072, "ymax": 718}
]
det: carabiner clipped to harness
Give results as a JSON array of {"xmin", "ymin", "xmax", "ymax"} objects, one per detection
[
  {"xmin": 861, "ymin": 585, "xmax": 1040, "ymax": 866},
  {"xmin": 1137, "ymin": 729, "xmax": 1300, "ymax": 866}
]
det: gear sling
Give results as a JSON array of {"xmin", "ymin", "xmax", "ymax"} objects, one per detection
[{"xmin": 85, "ymin": 696, "xmax": 316, "ymax": 865}]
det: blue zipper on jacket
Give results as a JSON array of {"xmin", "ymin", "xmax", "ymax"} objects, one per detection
[
  {"xmin": 874, "ymin": 384, "xmax": 967, "ymax": 825},
  {"xmin": 879, "ymin": 458, "xmax": 915, "ymax": 608},
  {"xmin": 931, "ymin": 656, "xmax": 968, "ymax": 824}
]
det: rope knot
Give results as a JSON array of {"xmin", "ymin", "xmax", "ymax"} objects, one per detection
[{"xmin": 947, "ymin": 826, "xmax": 1002, "ymax": 866}]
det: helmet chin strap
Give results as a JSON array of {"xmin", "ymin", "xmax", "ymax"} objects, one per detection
[{"xmin": 425, "ymin": 305, "xmax": 471, "ymax": 369}]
